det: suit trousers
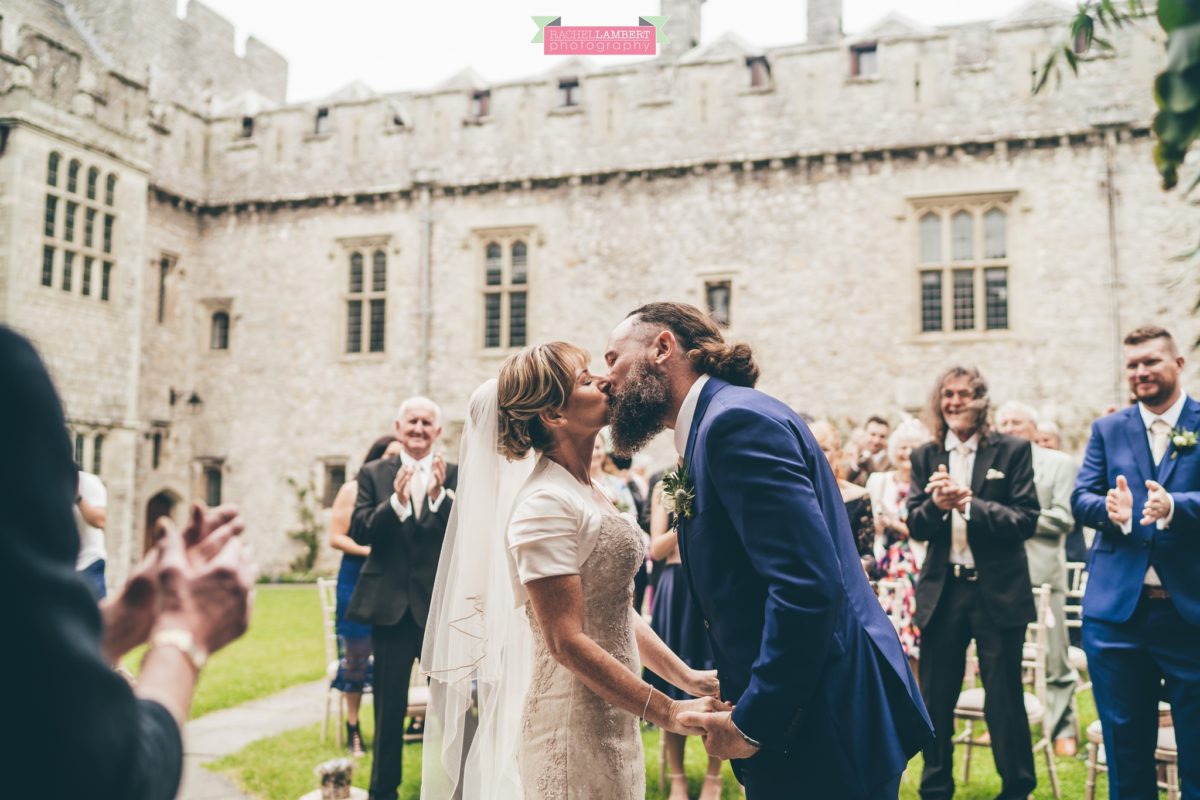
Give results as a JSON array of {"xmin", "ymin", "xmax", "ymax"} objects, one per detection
[
  {"xmin": 1083, "ymin": 596, "xmax": 1200, "ymax": 800},
  {"xmin": 368, "ymin": 613, "xmax": 423, "ymax": 800},
  {"xmin": 919, "ymin": 575, "xmax": 1036, "ymax": 800}
]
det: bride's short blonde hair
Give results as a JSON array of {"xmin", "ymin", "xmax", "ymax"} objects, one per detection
[{"xmin": 497, "ymin": 342, "xmax": 590, "ymax": 461}]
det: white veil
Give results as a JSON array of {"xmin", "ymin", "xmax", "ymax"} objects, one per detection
[{"xmin": 420, "ymin": 379, "xmax": 536, "ymax": 800}]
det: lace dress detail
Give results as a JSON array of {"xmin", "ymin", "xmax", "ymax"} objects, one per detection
[{"xmin": 518, "ymin": 513, "xmax": 647, "ymax": 799}]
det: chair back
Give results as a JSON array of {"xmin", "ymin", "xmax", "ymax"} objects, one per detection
[
  {"xmin": 317, "ymin": 578, "xmax": 339, "ymax": 671},
  {"xmin": 1064, "ymin": 562, "xmax": 1087, "ymax": 632},
  {"xmin": 1022, "ymin": 584, "xmax": 1052, "ymax": 703}
]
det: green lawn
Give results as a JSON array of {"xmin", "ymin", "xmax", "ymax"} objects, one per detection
[{"xmin": 123, "ymin": 584, "xmax": 324, "ymax": 719}]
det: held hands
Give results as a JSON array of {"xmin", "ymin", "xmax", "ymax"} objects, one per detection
[
  {"xmin": 682, "ymin": 668, "xmax": 721, "ymax": 698},
  {"xmin": 676, "ymin": 709, "xmax": 761, "ymax": 760},
  {"xmin": 664, "ymin": 695, "xmax": 733, "ymax": 737},
  {"xmin": 927, "ymin": 464, "xmax": 972, "ymax": 513}
]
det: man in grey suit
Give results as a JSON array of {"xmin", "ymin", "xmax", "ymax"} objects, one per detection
[{"xmin": 997, "ymin": 401, "xmax": 1080, "ymax": 755}]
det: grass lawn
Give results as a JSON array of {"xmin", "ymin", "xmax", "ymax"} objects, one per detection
[
  {"xmin": 123, "ymin": 584, "xmax": 324, "ymax": 719},
  {"xmin": 213, "ymin": 694, "xmax": 1104, "ymax": 800}
]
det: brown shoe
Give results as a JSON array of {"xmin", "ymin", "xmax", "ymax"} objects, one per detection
[{"xmin": 1054, "ymin": 738, "xmax": 1078, "ymax": 757}]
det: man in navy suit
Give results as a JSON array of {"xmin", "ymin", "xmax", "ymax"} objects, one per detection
[
  {"xmin": 1072, "ymin": 325, "xmax": 1200, "ymax": 799},
  {"xmin": 604, "ymin": 302, "xmax": 932, "ymax": 800}
]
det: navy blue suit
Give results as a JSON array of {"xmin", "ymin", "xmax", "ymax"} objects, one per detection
[
  {"xmin": 678, "ymin": 378, "xmax": 933, "ymax": 799},
  {"xmin": 1072, "ymin": 399, "xmax": 1200, "ymax": 799}
]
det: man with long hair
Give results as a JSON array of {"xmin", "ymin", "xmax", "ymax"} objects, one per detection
[{"xmin": 907, "ymin": 366, "xmax": 1040, "ymax": 800}]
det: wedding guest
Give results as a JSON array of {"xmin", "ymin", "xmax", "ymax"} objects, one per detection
[
  {"xmin": 997, "ymin": 401, "xmax": 1080, "ymax": 756},
  {"xmin": 1039, "ymin": 422, "xmax": 1091, "ymax": 568},
  {"xmin": 647, "ymin": 478, "xmax": 722, "ymax": 800},
  {"xmin": 4, "ymin": 325, "xmax": 254, "ymax": 800},
  {"xmin": 811, "ymin": 420, "xmax": 877, "ymax": 576},
  {"xmin": 328, "ymin": 433, "xmax": 402, "ymax": 755},
  {"xmin": 590, "ymin": 436, "xmax": 636, "ymax": 513},
  {"xmin": 1072, "ymin": 325, "xmax": 1200, "ymax": 798},
  {"xmin": 866, "ymin": 419, "xmax": 932, "ymax": 660},
  {"xmin": 848, "ymin": 416, "xmax": 892, "ymax": 485},
  {"xmin": 1035, "ymin": 421, "xmax": 1063, "ymax": 451},
  {"xmin": 76, "ymin": 467, "xmax": 109, "ymax": 600},
  {"xmin": 349, "ymin": 397, "xmax": 457, "ymax": 800},
  {"xmin": 908, "ymin": 365, "xmax": 1040, "ymax": 800}
]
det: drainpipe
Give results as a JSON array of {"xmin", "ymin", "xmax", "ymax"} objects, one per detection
[
  {"xmin": 1101, "ymin": 129, "xmax": 1123, "ymax": 407},
  {"xmin": 413, "ymin": 170, "xmax": 437, "ymax": 396}
]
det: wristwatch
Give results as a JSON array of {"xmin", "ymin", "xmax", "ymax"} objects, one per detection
[{"xmin": 150, "ymin": 629, "xmax": 207, "ymax": 672}]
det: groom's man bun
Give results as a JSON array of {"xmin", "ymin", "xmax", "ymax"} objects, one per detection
[
  {"xmin": 497, "ymin": 341, "xmax": 590, "ymax": 461},
  {"xmin": 627, "ymin": 302, "xmax": 759, "ymax": 388}
]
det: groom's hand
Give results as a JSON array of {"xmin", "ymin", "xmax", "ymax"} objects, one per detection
[{"xmin": 680, "ymin": 710, "xmax": 760, "ymax": 760}]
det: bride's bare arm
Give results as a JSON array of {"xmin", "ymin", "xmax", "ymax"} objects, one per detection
[
  {"xmin": 524, "ymin": 574, "xmax": 727, "ymax": 735},
  {"xmin": 632, "ymin": 610, "xmax": 719, "ymax": 698}
]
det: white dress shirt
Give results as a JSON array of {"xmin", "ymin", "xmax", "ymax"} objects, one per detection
[
  {"xmin": 1123, "ymin": 392, "xmax": 1188, "ymax": 585},
  {"xmin": 945, "ymin": 430, "xmax": 979, "ymax": 567},
  {"xmin": 673, "ymin": 374, "xmax": 711, "ymax": 458},
  {"xmin": 389, "ymin": 450, "xmax": 447, "ymax": 522}
]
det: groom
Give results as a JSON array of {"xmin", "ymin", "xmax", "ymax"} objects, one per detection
[{"xmin": 604, "ymin": 303, "xmax": 932, "ymax": 799}]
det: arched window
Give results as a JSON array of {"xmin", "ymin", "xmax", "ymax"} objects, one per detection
[
  {"xmin": 87, "ymin": 167, "xmax": 99, "ymax": 200},
  {"xmin": 47, "ymin": 153, "xmax": 61, "ymax": 187},
  {"xmin": 105, "ymin": 174, "xmax": 117, "ymax": 206},
  {"xmin": 951, "ymin": 211, "xmax": 973, "ymax": 261},
  {"xmin": 511, "ymin": 241, "xmax": 527, "ymax": 284},
  {"xmin": 372, "ymin": 250, "xmax": 386, "ymax": 291},
  {"xmin": 67, "ymin": 159, "xmax": 81, "ymax": 193},
  {"xmin": 485, "ymin": 243, "xmax": 502, "ymax": 285},
  {"xmin": 349, "ymin": 252, "xmax": 363, "ymax": 292},
  {"xmin": 345, "ymin": 249, "xmax": 386, "ymax": 354},
  {"xmin": 919, "ymin": 213, "xmax": 941, "ymax": 263},
  {"xmin": 984, "ymin": 208, "xmax": 1006, "ymax": 259},
  {"xmin": 210, "ymin": 311, "xmax": 230, "ymax": 350}
]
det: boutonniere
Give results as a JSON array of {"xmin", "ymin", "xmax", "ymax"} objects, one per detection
[
  {"xmin": 1171, "ymin": 427, "xmax": 1198, "ymax": 459},
  {"xmin": 985, "ymin": 468, "xmax": 1006, "ymax": 481},
  {"xmin": 661, "ymin": 462, "xmax": 695, "ymax": 523}
]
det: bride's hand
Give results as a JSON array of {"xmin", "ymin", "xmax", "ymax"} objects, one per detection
[
  {"xmin": 682, "ymin": 668, "xmax": 720, "ymax": 698},
  {"xmin": 663, "ymin": 695, "xmax": 732, "ymax": 736}
]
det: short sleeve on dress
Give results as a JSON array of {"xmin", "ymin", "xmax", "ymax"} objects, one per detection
[{"xmin": 508, "ymin": 489, "xmax": 581, "ymax": 585}]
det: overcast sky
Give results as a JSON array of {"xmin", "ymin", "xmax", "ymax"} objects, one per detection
[{"xmin": 191, "ymin": 0, "xmax": 1037, "ymax": 102}]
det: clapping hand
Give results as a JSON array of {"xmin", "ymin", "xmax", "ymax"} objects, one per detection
[
  {"xmin": 1140, "ymin": 480, "xmax": 1172, "ymax": 526},
  {"xmin": 393, "ymin": 465, "xmax": 414, "ymax": 506},
  {"xmin": 676, "ymin": 709, "xmax": 760, "ymax": 760},
  {"xmin": 1107, "ymin": 475, "xmax": 1133, "ymax": 527},
  {"xmin": 927, "ymin": 465, "xmax": 971, "ymax": 513},
  {"xmin": 429, "ymin": 454, "xmax": 447, "ymax": 500}
]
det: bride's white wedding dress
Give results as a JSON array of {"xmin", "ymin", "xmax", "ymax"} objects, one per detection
[{"xmin": 514, "ymin": 498, "xmax": 646, "ymax": 798}]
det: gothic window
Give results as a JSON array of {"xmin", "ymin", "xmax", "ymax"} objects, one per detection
[
  {"xmin": 101, "ymin": 262, "xmax": 112, "ymax": 302},
  {"xmin": 41, "ymin": 245, "xmax": 54, "ymax": 287},
  {"xmin": 315, "ymin": 107, "xmax": 331, "ymax": 135},
  {"xmin": 913, "ymin": 197, "xmax": 1012, "ymax": 335},
  {"xmin": 42, "ymin": 158, "xmax": 113, "ymax": 297},
  {"xmin": 92, "ymin": 433, "xmax": 104, "ymax": 475},
  {"xmin": 204, "ymin": 464, "xmax": 222, "ymax": 506},
  {"xmin": 851, "ymin": 43, "xmax": 878, "ymax": 77},
  {"xmin": 472, "ymin": 89, "xmax": 491, "ymax": 119},
  {"xmin": 75, "ymin": 432, "xmax": 86, "ymax": 467},
  {"xmin": 211, "ymin": 311, "xmax": 230, "ymax": 350},
  {"xmin": 105, "ymin": 174, "xmax": 117, "ymax": 206},
  {"xmin": 67, "ymin": 159, "xmax": 80, "ymax": 193},
  {"xmin": 82, "ymin": 256, "xmax": 93, "ymax": 296},
  {"xmin": 87, "ymin": 167, "xmax": 99, "ymax": 200},
  {"xmin": 151, "ymin": 432, "xmax": 163, "ymax": 469},
  {"xmin": 346, "ymin": 248, "xmax": 386, "ymax": 354},
  {"xmin": 61, "ymin": 251, "xmax": 74, "ymax": 292},
  {"xmin": 241, "ymin": 116, "xmax": 254, "ymax": 138},
  {"xmin": 482, "ymin": 235, "xmax": 532, "ymax": 349},
  {"xmin": 705, "ymin": 280, "xmax": 732, "ymax": 327},
  {"xmin": 558, "ymin": 78, "xmax": 580, "ymax": 107},
  {"xmin": 157, "ymin": 255, "xmax": 174, "ymax": 322},
  {"xmin": 44, "ymin": 195, "xmax": 57, "ymax": 237},
  {"xmin": 65, "ymin": 201, "xmax": 77, "ymax": 242},
  {"xmin": 84, "ymin": 208, "xmax": 96, "ymax": 248},
  {"xmin": 47, "ymin": 152, "xmax": 61, "ymax": 187},
  {"xmin": 323, "ymin": 462, "xmax": 347, "ymax": 508},
  {"xmin": 746, "ymin": 56, "xmax": 771, "ymax": 89},
  {"xmin": 103, "ymin": 215, "xmax": 114, "ymax": 253}
]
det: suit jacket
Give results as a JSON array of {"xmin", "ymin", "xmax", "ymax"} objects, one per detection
[
  {"xmin": 680, "ymin": 378, "xmax": 933, "ymax": 796},
  {"xmin": 907, "ymin": 432, "xmax": 1040, "ymax": 630},
  {"xmin": 1, "ymin": 326, "xmax": 183, "ymax": 800},
  {"xmin": 1071, "ymin": 399, "xmax": 1200, "ymax": 626},
  {"xmin": 347, "ymin": 455, "xmax": 457, "ymax": 628},
  {"xmin": 1026, "ymin": 444, "xmax": 1077, "ymax": 591}
]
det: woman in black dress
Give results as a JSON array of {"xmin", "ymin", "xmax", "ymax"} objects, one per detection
[{"xmin": 645, "ymin": 479, "xmax": 722, "ymax": 800}]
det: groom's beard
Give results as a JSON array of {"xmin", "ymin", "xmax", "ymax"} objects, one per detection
[{"xmin": 609, "ymin": 359, "xmax": 672, "ymax": 456}]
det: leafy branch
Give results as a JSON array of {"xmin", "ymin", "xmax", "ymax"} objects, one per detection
[{"xmin": 286, "ymin": 475, "xmax": 323, "ymax": 573}]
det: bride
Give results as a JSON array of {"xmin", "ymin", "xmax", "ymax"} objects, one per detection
[{"xmin": 421, "ymin": 342, "xmax": 728, "ymax": 799}]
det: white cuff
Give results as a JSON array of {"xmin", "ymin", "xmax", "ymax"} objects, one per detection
[
  {"xmin": 1158, "ymin": 494, "xmax": 1176, "ymax": 530},
  {"xmin": 962, "ymin": 501, "xmax": 971, "ymax": 522},
  {"xmin": 1120, "ymin": 517, "xmax": 1132, "ymax": 535},
  {"xmin": 390, "ymin": 492, "xmax": 412, "ymax": 522},
  {"xmin": 428, "ymin": 487, "xmax": 447, "ymax": 514}
]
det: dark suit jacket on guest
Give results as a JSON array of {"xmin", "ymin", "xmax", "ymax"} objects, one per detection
[
  {"xmin": 347, "ymin": 455, "xmax": 457, "ymax": 628},
  {"xmin": 908, "ymin": 433, "xmax": 1040, "ymax": 630},
  {"xmin": 2, "ymin": 326, "xmax": 183, "ymax": 800}
]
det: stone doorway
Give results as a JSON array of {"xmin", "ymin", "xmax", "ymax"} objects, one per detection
[{"xmin": 144, "ymin": 490, "xmax": 179, "ymax": 554}]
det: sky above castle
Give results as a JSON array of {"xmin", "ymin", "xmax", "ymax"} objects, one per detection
[{"xmin": 195, "ymin": 0, "xmax": 1033, "ymax": 103}]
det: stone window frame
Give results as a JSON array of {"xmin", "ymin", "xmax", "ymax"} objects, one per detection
[
  {"xmin": 41, "ymin": 149, "xmax": 117, "ymax": 303},
  {"xmin": 475, "ymin": 227, "xmax": 532, "ymax": 353},
  {"xmin": 337, "ymin": 235, "xmax": 392, "ymax": 359},
  {"xmin": 910, "ymin": 192, "xmax": 1016, "ymax": 340},
  {"xmin": 198, "ymin": 459, "xmax": 225, "ymax": 507},
  {"xmin": 321, "ymin": 458, "xmax": 349, "ymax": 508},
  {"xmin": 849, "ymin": 42, "xmax": 880, "ymax": 80},
  {"xmin": 202, "ymin": 297, "xmax": 234, "ymax": 353}
]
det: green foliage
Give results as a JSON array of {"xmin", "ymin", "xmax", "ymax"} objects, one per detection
[{"xmin": 287, "ymin": 475, "xmax": 323, "ymax": 573}]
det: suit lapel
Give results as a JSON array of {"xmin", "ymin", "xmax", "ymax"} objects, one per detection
[
  {"xmin": 1122, "ymin": 408, "xmax": 1157, "ymax": 484},
  {"xmin": 970, "ymin": 437, "xmax": 1000, "ymax": 495},
  {"xmin": 1158, "ymin": 396, "xmax": 1200, "ymax": 486}
]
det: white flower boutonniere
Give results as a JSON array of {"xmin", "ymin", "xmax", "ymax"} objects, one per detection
[
  {"xmin": 1171, "ymin": 427, "xmax": 1198, "ymax": 459},
  {"xmin": 661, "ymin": 462, "xmax": 695, "ymax": 524}
]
